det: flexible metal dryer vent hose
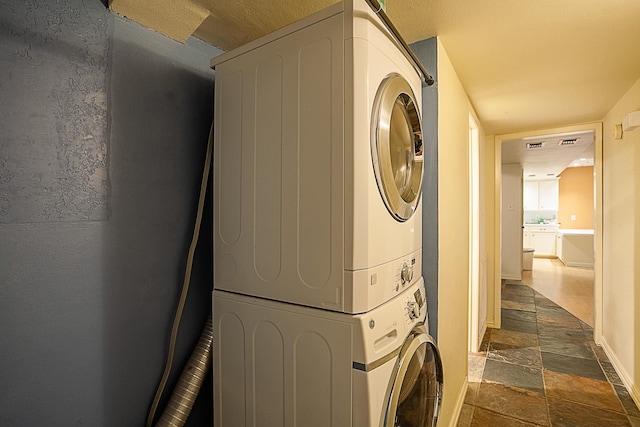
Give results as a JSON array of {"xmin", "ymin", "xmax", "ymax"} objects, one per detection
[{"xmin": 156, "ymin": 315, "xmax": 213, "ymax": 427}]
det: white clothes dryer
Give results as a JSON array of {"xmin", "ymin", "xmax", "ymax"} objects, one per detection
[
  {"xmin": 213, "ymin": 279, "xmax": 443, "ymax": 427},
  {"xmin": 211, "ymin": 0, "xmax": 426, "ymax": 313}
]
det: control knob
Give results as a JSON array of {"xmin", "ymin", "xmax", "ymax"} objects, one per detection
[
  {"xmin": 400, "ymin": 263, "xmax": 413, "ymax": 284},
  {"xmin": 407, "ymin": 300, "xmax": 420, "ymax": 319}
]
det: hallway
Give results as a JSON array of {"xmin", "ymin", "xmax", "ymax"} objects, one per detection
[{"xmin": 457, "ymin": 262, "xmax": 640, "ymax": 426}]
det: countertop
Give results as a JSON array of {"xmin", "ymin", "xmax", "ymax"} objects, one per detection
[
  {"xmin": 524, "ymin": 224, "xmax": 559, "ymax": 229},
  {"xmin": 558, "ymin": 229, "xmax": 594, "ymax": 235}
]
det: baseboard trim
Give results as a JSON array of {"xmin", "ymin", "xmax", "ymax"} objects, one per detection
[
  {"xmin": 562, "ymin": 261, "xmax": 594, "ymax": 268},
  {"xmin": 598, "ymin": 335, "xmax": 640, "ymax": 410},
  {"xmin": 479, "ymin": 321, "xmax": 487, "ymax": 346},
  {"xmin": 449, "ymin": 376, "xmax": 468, "ymax": 427}
]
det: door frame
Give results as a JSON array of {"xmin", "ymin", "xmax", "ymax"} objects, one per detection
[
  {"xmin": 468, "ymin": 115, "xmax": 482, "ymax": 352},
  {"xmin": 493, "ymin": 122, "xmax": 603, "ymax": 339}
]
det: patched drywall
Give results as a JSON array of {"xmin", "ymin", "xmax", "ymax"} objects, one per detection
[
  {"xmin": 0, "ymin": 1, "xmax": 109, "ymax": 223},
  {"xmin": 0, "ymin": 1, "xmax": 221, "ymax": 425}
]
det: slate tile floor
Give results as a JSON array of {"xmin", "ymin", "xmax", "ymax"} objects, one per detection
[{"xmin": 458, "ymin": 281, "xmax": 640, "ymax": 427}]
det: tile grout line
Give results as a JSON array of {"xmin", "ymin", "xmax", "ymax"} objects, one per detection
[{"xmin": 535, "ymin": 288, "xmax": 554, "ymax": 427}]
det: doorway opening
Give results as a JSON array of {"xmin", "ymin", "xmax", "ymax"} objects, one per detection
[{"xmin": 494, "ymin": 123, "xmax": 603, "ymax": 340}]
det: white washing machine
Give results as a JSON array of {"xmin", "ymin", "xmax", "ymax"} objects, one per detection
[
  {"xmin": 213, "ymin": 279, "xmax": 443, "ymax": 426},
  {"xmin": 211, "ymin": 0, "xmax": 425, "ymax": 313}
]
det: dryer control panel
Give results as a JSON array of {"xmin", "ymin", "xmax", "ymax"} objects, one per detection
[{"xmin": 394, "ymin": 254, "xmax": 420, "ymax": 292}]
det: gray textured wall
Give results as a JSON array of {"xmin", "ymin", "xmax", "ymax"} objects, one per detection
[
  {"xmin": 0, "ymin": 1, "xmax": 220, "ymax": 425},
  {"xmin": 411, "ymin": 38, "xmax": 439, "ymax": 341}
]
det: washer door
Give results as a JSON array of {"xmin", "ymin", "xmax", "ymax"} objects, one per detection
[
  {"xmin": 383, "ymin": 325, "xmax": 443, "ymax": 427},
  {"xmin": 371, "ymin": 73, "xmax": 424, "ymax": 222}
]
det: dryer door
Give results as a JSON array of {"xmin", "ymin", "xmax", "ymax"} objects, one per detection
[
  {"xmin": 383, "ymin": 326, "xmax": 443, "ymax": 427},
  {"xmin": 371, "ymin": 74, "xmax": 424, "ymax": 222}
]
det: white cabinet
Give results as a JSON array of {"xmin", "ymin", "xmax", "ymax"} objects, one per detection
[
  {"xmin": 523, "ymin": 181, "xmax": 539, "ymax": 210},
  {"xmin": 523, "ymin": 226, "xmax": 557, "ymax": 256},
  {"xmin": 532, "ymin": 232, "xmax": 556, "ymax": 256},
  {"xmin": 523, "ymin": 180, "xmax": 558, "ymax": 210},
  {"xmin": 538, "ymin": 180, "xmax": 558, "ymax": 210}
]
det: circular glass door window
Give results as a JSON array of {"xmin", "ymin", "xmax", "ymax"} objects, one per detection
[
  {"xmin": 383, "ymin": 328, "xmax": 443, "ymax": 427},
  {"xmin": 371, "ymin": 74, "xmax": 424, "ymax": 221}
]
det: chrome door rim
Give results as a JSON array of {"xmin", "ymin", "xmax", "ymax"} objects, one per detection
[
  {"xmin": 381, "ymin": 325, "xmax": 444, "ymax": 427},
  {"xmin": 371, "ymin": 73, "xmax": 424, "ymax": 222}
]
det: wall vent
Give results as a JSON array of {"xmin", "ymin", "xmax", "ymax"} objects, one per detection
[
  {"xmin": 526, "ymin": 142, "xmax": 545, "ymax": 149},
  {"xmin": 559, "ymin": 138, "xmax": 578, "ymax": 145}
]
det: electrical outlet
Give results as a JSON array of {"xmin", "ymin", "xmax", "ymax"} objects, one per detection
[{"xmin": 571, "ymin": 215, "xmax": 576, "ymax": 221}]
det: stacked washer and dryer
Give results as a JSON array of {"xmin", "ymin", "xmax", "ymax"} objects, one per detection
[{"xmin": 211, "ymin": 0, "xmax": 443, "ymax": 425}]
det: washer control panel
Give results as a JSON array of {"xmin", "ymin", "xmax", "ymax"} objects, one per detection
[
  {"xmin": 404, "ymin": 284, "xmax": 426, "ymax": 323},
  {"xmin": 407, "ymin": 300, "xmax": 420, "ymax": 319}
]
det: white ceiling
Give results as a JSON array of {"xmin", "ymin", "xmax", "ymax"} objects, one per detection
[
  {"xmin": 501, "ymin": 130, "xmax": 594, "ymax": 179},
  {"xmin": 109, "ymin": 0, "xmax": 640, "ymax": 171}
]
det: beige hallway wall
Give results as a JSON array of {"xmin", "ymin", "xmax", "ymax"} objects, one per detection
[
  {"xmin": 602, "ymin": 76, "xmax": 640, "ymax": 404},
  {"xmin": 436, "ymin": 37, "xmax": 487, "ymax": 426}
]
